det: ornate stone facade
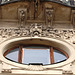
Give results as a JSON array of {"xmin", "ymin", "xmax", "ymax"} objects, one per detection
[{"xmin": 0, "ymin": 0, "xmax": 75, "ymax": 75}]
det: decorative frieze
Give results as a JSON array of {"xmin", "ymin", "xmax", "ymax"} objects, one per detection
[{"xmin": 0, "ymin": 23, "xmax": 74, "ymax": 41}]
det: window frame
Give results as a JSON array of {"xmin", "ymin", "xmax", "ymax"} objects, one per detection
[{"xmin": 3, "ymin": 45, "xmax": 69, "ymax": 65}]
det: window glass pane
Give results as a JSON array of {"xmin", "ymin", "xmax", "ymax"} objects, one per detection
[
  {"xmin": 53, "ymin": 48, "xmax": 67, "ymax": 63},
  {"xmin": 5, "ymin": 48, "xmax": 19, "ymax": 62},
  {"xmin": 4, "ymin": 46, "xmax": 68, "ymax": 65},
  {"xmin": 22, "ymin": 48, "xmax": 50, "ymax": 65}
]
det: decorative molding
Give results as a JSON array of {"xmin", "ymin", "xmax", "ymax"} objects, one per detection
[
  {"xmin": 2, "ymin": 69, "xmax": 11, "ymax": 73},
  {"xmin": 70, "ymin": 60, "xmax": 75, "ymax": 66},
  {"xmin": 11, "ymin": 65, "xmax": 63, "ymax": 71},
  {"xmin": 0, "ymin": 23, "xmax": 74, "ymax": 40},
  {"xmin": 25, "ymin": 65, "xmax": 44, "ymax": 71},
  {"xmin": 72, "ymin": 10, "xmax": 75, "ymax": 28},
  {"xmin": 62, "ymin": 70, "xmax": 73, "ymax": 75}
]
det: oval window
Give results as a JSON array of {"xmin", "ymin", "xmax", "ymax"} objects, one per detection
[{"xmin": 4, "ymin": 45, "xmax": 68, "ymax": 65}]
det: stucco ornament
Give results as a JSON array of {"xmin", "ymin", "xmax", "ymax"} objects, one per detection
[{"xmin": 25, "ymin": 65, "xmax": 44, "ymax": 71}]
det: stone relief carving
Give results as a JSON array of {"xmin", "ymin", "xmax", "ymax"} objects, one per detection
[
  {"xmin": 45, "ymin": 8, "xmax": 54, "ymax": 26},
  {"xmin": 30, "ymin": 23, "xmax": 42, "ymax": 37},
  {"xmin": 1, "ymin": 64, "xmax": 62, "ymax": 71},
  {"xmin": 18, "ymin": 8, "xmax": 27, "ymax": 27},
  {"xmin": 25, "ymin": 65, "xmax": 44, "ymax": 71},
  {"xmin": 0, "ymin": 23, "xmax": 74, "ymax": 42},
  {"xmin": 22, "ymin": 65, "xmax": 62, "ymax": 71}
]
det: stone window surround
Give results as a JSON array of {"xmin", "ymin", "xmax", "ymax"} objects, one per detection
[{"xmin": 0, "ymin": 37, "xmax": 75, "ymax": 69}]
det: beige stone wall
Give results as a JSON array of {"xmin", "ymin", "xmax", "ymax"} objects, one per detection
[
  {"xmin": 0, "ymin": 2, "xmax": 29, "ymax": 20},
  {"xmin": 0, "ymin": 1, "xmax": 73, "ymax": 28},
  {"xmin": 43, "ymin": 2, "xmax": 72, "ymax": 21},
  {"xmin": 0, "ymin": 1, "xmax": 72, "ymax": 21}
]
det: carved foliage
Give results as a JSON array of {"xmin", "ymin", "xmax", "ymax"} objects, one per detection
[{"xmin": 0, "ymin": 23, "xmax": 74, "ymax": 41}]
